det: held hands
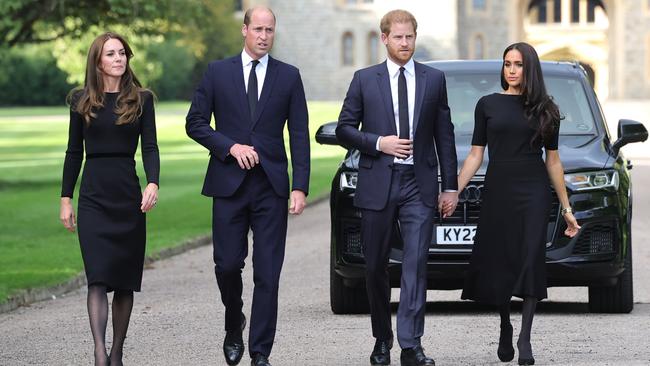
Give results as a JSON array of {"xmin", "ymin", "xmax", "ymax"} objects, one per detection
[
  {"xmin": 230, "ymin": 143, "xmax": 259, "ymax": 170},
  {"xmin": 563, "ymin": 212, "xmax": 581, "ymax": 237},
  {"xmin": 289, "ymin": 190, "xmax": 306, "ymax": 215},
  {"xmin": 60, "ymin": 197, "xmax": 76, "ymax": 233},
  {"xmin": 438, "ymin": 191, "xmax": 459, "ymax": 219},
  {"xmin": 379, "ymin": 136, "xmax": 412, "ymax": 159},
  {"xmin": 141, "ymin": 183, "xmax": 159, "ymax": 212}
]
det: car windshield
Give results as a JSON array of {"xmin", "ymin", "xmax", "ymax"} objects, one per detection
[{"xmin": 445, "ymin": 72, "xmax": 597, "ymax": 136}]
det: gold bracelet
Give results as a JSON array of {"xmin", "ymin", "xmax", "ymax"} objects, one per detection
[{"xmin": 560, "ymin": 207, "xmax": 573, "ymax": 216}]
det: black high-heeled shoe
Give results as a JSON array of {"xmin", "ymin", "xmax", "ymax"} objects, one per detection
[
  {"xmin": 497, "ymin": 323, "xmax": 514, "ymax": 362},
  {"xmin": 517, "ymin": 339, "xmax": 535, "ymax": 365}
]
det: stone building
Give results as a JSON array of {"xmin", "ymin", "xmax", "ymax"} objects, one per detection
[{"xmin": 237, "ymin": 0, "xmax": 650, "ymax": 100}]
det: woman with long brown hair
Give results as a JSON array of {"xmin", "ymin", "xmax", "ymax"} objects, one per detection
[
  {"xmin": 456, "ymin": 42, "xmax": 580, "ymax": 365},
  {"xmin": 60, "ymin": 32, "xmax": 159, "ymax": 366}
]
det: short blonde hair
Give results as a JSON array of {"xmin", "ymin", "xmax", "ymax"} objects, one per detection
[{"xmin": 380, "ymin": 9, "xmax": 417, "ymax": 35}]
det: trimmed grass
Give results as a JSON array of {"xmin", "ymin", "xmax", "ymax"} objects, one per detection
[{"xmin": 0, "ymin": 101, "xmax": 345, "ymax": 303}]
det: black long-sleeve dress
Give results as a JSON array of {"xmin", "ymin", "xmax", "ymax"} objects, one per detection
[
  {"xmin": 61, "ymin": 91, "xmax": 159, "ymax": 292},
  {"xmin": 461, "ymin": 93, "xmax": 559, "ymax": 305}
]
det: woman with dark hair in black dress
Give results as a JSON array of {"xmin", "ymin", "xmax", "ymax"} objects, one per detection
[
  {"xmin": 59, "ymin": 32, "xmax": 159, "ymax": 366},
  {"xmin": 455, "ymin": 42, "xmax": 580, "ymax": 365}
]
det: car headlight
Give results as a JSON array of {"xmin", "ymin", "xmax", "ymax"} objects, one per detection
[
  {"xmin": 564, "ymin": 170, "xmax": 619, "ymax": 191},
  {"xmin": 340, "ymin": 171, "xmax": 357, "ymax": 190}
]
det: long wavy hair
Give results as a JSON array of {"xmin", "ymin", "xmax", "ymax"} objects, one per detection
[
  {"xmin": 500, "ymin": 42, "xmax": 561, "ymax": 146},
  {"xmin": 67, "ymin": 32, "xmax": 144, "ymax": 125}
]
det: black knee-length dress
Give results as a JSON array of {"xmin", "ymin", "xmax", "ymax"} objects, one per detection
[
  {"xmin": 61, "ymin": 91, "xmax": 159, "ymax": 292},
  {"xmin": 461, "ymin": 93, "xmax": 559, "ymax": 306}
]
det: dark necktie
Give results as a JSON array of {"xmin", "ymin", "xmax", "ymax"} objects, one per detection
[
  {"xmin": 398, "ymin": 67, "xmax": 409, "ymax": 141},
  {"xmin": 247, "ymin": 60, "xmax": 260, "ymax": 117}
]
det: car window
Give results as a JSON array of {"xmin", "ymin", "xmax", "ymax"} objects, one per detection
[{"xmin": 445, "ymin": 72, "xmax": 597, "ymax": 136}]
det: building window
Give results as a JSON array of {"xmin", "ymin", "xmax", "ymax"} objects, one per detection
[
  {"xmin": 472, "ymin": 34, "xmax": 485, "ymax": 59},
  {"xmin": 342, "ymin": 32, "xmax": 354, "ymax": 66},
  {"xmin": 536, "ymin": 1, "xmax": 547, "ymax": 23},
  {"xmin": 571, "ymin": 0, "xmax": 580, "ymax": 22},
  {"xmin": 530, "ymin": 0, "xmax": 605, "ymax": 24},
  {"xmin": 473, "ymin": 0, "xmax": 487, "ymax": 10},
  {"xmin": 367, "ymin": 32, "xmax": 379, "ymax": 65},
  {"xmin": 553, "ymin": 0, "xmax": 562, "ymax": 22}
]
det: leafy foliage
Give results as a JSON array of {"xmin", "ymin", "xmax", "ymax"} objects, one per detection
[{"xmin": 0, "ymin": 0, "xmax": 243, "ymax": 103}]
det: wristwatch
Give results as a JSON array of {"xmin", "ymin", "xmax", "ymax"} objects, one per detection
[{"xmin": 560, "ymin": 206, "xmax": 573, "ymax": 216}]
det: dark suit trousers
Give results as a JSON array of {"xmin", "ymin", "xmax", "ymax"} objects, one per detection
[
  {"xmin": 361, "ymin": 164, "xmax": 434, "ymax": 349},
  {"xmin": 212, "ymin": 166, "xmax": 288, "ymax": 357}
]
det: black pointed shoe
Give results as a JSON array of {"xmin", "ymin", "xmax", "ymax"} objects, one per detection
[
  {"xmin": 497, "ymin": 323, "xmax": 515, "ymax": 362},
  {"xmin": 370, "ymin": 337, "xmax": 393, "ymax": 365},
  {"xmin": 400, "ymin": 345, "xmax": 435, "ymax": 366},
  {"xmin": 251, "ymin": 353, "xmax": 271, "ymax": 366},
  {"xmin": 517, "ymin": 339, "xmax": 535, "ymax": 365},
  {"xmin": 223, "ymin": 313, "xmax": 247, "ymax": 365}
]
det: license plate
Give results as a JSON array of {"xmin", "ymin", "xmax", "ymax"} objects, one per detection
[{"xmin": 436, "ymin": 225, "xmax": 477, "ymax": 244}]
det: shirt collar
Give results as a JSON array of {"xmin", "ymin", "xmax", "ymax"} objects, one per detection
[
  {"xmin": 386, "ymin": 57, "xmax": 415, "ymax": 78},
  {"xmin": 241, "ymin": 50, "xmax": 269, "ymax": 69}
]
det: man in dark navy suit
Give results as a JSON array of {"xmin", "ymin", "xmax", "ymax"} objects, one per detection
[
  {"xmin": 336, "ymin": 9, "xmax": 458, "ymax": 366},
  {"xmin": 186, "ymin": 6, "xmax": 309, "ymax": 366}
]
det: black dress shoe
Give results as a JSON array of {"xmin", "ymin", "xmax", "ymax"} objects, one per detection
[
  {"xmin": 400, "ymin": 345, "xmax": 435, "ymax": 366},
  {"xmin": 223, "ymin": 313, "xmax": 247, "ymax": 365},
  {"xmin": 497, "ymin": 323, "xmax": 515, "ymax": 362},
  {"xmin": 251, "ymin": 353, "xmax": 271, "ymax": 366},
  {"xmin": 370, "ymin": 338, "xmax": 393, "ymax": 365},
  {"xmin": 517, "ymin": 339, "xmax": 535, "ymax": 365}
]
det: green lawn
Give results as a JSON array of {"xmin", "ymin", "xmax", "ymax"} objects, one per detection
[{"xmin": 0, "ymin": 101, "xmax": 345, "ymax": 303}]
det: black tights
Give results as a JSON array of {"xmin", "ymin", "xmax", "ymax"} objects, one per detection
[
  {"xmin": 87, "ymin": 285, "xmax": 134, "ymax": 366},
  {"xmin": 499, "ymin": 297, "xmax": 537, "ymax": 359}
]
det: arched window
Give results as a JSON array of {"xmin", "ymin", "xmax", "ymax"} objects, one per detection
[
  {"xmin": 342, "ymin": 32, "xmax": 354, "ymax": 66},
  {"xmin": 367, "ymin": 32, "xmax": 379, "ymax": 65}
]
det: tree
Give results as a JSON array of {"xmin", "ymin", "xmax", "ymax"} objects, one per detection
[{"xmin": 0, "ymin": 0, "xmax": 239, "ymax": 48}]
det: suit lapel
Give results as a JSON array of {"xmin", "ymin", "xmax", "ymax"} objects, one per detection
[
  {"xmin": 412, "ymin": 62, "xmax": 427, "ymax": 135},
  {"xmin": 230, "ymin": 56, "xmax": 252, "ymax": 123},
  {"xmin": 251, "ymin": 56, "xmax": 278, "ymax": 129},
  {"xmin": 376, "ymin": 62, "xmax": 397, "ymax": 135}
]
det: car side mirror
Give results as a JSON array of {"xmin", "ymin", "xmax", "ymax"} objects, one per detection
[
  {"xmin": 315, "ymin": 121, "xmax": 340, "ymax": 146},
  {"xmin": 612, "ymin": 119, "xmax": 648, "ymax": 155}
]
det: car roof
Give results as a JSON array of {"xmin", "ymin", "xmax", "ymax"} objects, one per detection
[{"xmin": 423, "ymin": 60, "xmax": 587, "ymax": 78}]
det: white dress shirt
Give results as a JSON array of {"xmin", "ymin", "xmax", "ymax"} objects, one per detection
[
  {"xmin": 241, "ymin": 50, "xmax": 269, "ymax": 100},
  {"xmin": 377, "ymin": 57, "xmax": 416, "ymax": 165}
]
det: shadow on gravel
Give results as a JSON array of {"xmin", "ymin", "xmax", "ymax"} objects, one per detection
[{"xmin": 387, "ymin": 301, "xmax": 591, "ymax": 314}]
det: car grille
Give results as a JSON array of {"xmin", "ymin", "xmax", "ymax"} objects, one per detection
[
  {"xmin": 341, "ymin": 219, "xmax": 362, "ymax": 255},
  {"xmin": 572, "ymin": 222, "xmax": 617, "ymax": 255},
  {"xmin": 435, "ymin": 181, "xmax": 560, "ymax": 224}
]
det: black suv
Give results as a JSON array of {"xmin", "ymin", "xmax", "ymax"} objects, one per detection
[{"xmin": 316, "ymin": 60, "xmax": 648, "ymax": 314}]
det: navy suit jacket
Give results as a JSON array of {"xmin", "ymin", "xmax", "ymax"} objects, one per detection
[
  {"xmin": 186, "ymin": 54, "xmax": 310, "ymax": 199},
  {"xmin": 336, "ymin": 61, "xmax": 457, "ymax": 210}
]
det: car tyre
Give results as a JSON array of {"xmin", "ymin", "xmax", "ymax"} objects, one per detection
[
  {"xmin": 588, "ymin": 226, "xmax": 634, "ymax": 313},
  {"xmin": 330, "ymin": 249, "xmax": 370, "ymax": 314}
]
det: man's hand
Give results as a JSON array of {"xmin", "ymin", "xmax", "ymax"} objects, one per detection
[
  {"xmin": 438, "ymin": 191, "xmax": 459, "ymax": 219},
  {"xmin": 229, "ymin": 143, "xmax": 259, "ymax": 170},
  {"xmin": 289, "ymin": 190, "xmax": 306, "ymax": 215},
  {"xmin": 379, "ymin": 135, "xmax": 412, "ymax": 158}
]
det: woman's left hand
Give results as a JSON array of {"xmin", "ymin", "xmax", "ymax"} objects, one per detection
[
  {"xmin": 141, "ymin": 183, "xmax": 159, "ymax": 212},
  {"xmin": 563, "ymin": 212, "xmax": 581, "ymax": 237}
]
